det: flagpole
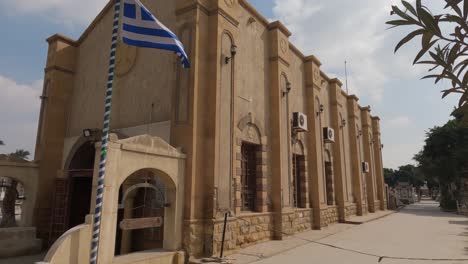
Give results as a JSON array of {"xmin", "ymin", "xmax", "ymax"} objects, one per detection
[{"xmin": 90, "ymin": 0, "xmax": 121, "ymax": 263}]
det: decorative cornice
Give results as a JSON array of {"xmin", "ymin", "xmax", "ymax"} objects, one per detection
[
  {"xmin": 329, "ymin": 78, "xmax": 343, "ymax": 87},
  {"xmin": 289, "ymin": 43, "xmax": 305, "ymax": 60},
  {"xmin": 347, "ymin": 94, "xmax": 359, "ymax": 101},
  {"xmin": 47, "ymin": 34, "xmax": 77, "ymax": 47},
  {"xmin": 238, "ymin": 0, "xmax": 270, "ymax": 27},
  {"xmin": 267, "ymin": 21, "xmax": 292, "ymax": 37},
  {"xmin": 305, "ymin": 55, "xmax": 322, "ymax": 66},
  {"xmin": 44, "ymin": 66, "xmax": 75, "ymax": 75},
  {"xmin": 320, "ymin": 71, "xmax": 330, "ymax": 82}
]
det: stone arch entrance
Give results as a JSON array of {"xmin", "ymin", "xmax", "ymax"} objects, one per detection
[
  {"xmin": 67, "ymin": 141, "xmax": 95, "ymax": 229},
  {"xmin": 115, "ymin": 169, "xmax": 172, "ymax": 256},
  {"xmin": 92, "ymin": 134, "xmax": 185, "ymax": 263},
  {"xmin": 49, "ymin": 140, "xmax": 95, "ymax": 243}
]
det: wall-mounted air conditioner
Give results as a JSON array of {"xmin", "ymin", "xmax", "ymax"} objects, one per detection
[
  {"xmin": 323, "ymin": 127, "xmax": 335, "ymax": 143},
  {"xmin": 292, "ymin": 112, "xmax": 308, "ymax": 132}
]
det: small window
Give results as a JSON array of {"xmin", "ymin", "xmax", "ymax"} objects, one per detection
[{"xmin": 241, "ymin": 143, "xmax": 258, "ymax": 211}]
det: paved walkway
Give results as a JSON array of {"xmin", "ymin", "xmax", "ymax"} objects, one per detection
[{"xmin": 243, "ymin": 200, "xmax": 468, "ymax": 264}]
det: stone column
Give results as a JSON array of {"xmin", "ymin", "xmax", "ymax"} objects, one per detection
[
  {"xmin": 372, "ymin": 117, "xmax": 386, "ymax": 210},
  {"xmin": 34, "ymin": 34, "xmax": 76, "ymax": 242},
  {"xmin": 347, "ymin": 96, "xmax": 365, "ymax": 216},
  {"xmin": 268, "ymin": 21, "xmax": 291, "ymax": 239},
  {"xmin": 329, "ymin": 79, "xmax": 346, "ymax": 222},
  {"xmin": 361, "ymin": 107, "xmax": 376, "ymax": 213},
  {"xmin": 304, "ymin": 56, "xmax": 326, "ymax": 229}
]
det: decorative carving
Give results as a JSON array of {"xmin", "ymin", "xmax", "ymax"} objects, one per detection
[
  {"xmin": 115, "ymin": 43, "xmax": 137, "ymax": 76},
  {"xmin": 225, "ymin": 0, "xmax": 234, "ymax": 7},
  {"xmin": 280, "ymin": 39, "xmax": 288, "ymax": 54},
  {"xmin": 313, "ymin": 66, "xmax": 321, "ymax": 84}
]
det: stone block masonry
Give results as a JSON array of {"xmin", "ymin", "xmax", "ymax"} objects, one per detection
[
  {"xmin": 345, "ymin": 204, "xmax": 358, "ymax": 218},
  {"xmin": 320, "ymin": 206, "xmax": 339, "ymax": 227},
  {"xmin": 281, "ymin": 209, "xmax": 313, "ymax": 235},
  {"xmin": 211, "ymin": 213, "xmax": 275, "ymax": 257}
]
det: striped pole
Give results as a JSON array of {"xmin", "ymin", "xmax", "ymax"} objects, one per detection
[{"xmin": 90, "ymin": 0, "xmax": 121, "ymax": 263}]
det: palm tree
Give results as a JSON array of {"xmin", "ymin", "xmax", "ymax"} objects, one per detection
[{"xmin": 9, "ymin": 150, "xmax": 30, "ymax": 160}]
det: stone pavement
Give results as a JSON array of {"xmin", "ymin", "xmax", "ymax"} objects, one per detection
[
  {"xmin": 0, "ymin": 252, "xmax": 45, "ymax": 264},
  {"xmin": 194, "ymin": 209, "xmax": 396, "ymax": 264},
  {"xmin": 242, "ymin": 200, "xmax": 468, "ymax": 264}
]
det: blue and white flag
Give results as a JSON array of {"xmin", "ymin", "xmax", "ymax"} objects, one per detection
[{"xmin": 121, "ymin": 0, "xmax": 190, "ymax": 68}]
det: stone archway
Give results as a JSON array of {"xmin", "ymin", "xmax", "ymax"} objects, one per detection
[
  {"xmin": 91, "ymin": 134, "xmax": 186, "ymax": 263},
  {"xmin": 49, "ymin": 140, "xmax": 96, "ymax": 244},
  {"xmin": 115, "ymin": 169, "xmax": 173, "ymax": 256},
  {"xmin": 0, "ymin": 160, "xmax": 38, "ymax": 228}
]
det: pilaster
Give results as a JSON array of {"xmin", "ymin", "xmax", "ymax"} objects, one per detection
[
  {"xmin": 347, "ymin": 96, "xmax": 365, "ymax": 216},
  {"xmin": 329, "ymin": 79, "xmax": 346, "ymax": 222},
  {"xmin": 372, "ymin": 117, "xmax": 386, "ymax": 210},
  {"xmin": 34, "ymin": 35, "xmax": 77, "ymax": 241},
  {"xmin": 304, "ymin": 56, "xmax": 325, "ymax": 229},
  {"xmin": 361, "ymin": 107, "xmax": 376, "ymax": 213},
  {"xmin": 268, "ymin": 20, "xmax": 291, "ymax": 239}
]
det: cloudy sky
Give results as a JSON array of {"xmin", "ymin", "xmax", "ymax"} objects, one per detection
[{"xmin": 0, "ymin": 0, "xmax": 459, "ymax": 168}]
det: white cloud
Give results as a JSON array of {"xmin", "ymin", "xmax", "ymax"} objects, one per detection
[
  {"xmin": 382, "ymin": 143, "xmax": 421, "ymax": 169},
  {"xmin": 272, "ymin": 0, "xmax": 424, "ymax": 102},
  {"xmin": 0, "ymin": 0, "xmax": 108, "ymax": 26},
  {"xmin": 386, "ymin": 116, "xmax": 412, "ymax": 128},
  {"xmin": 0, "ymin": 75, "xmax": 42, "ymax": 156}
]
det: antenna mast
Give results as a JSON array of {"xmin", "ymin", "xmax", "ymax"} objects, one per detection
[{"xmin": 345, "ymin": 60, "xmax": 349, "ymax": 94}]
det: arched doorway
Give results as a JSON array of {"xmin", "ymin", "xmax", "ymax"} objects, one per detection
[
  {"xmin": 49, "ymin": 141, "xmax": 95, "ymax": 244},
  {"xmin": 115, "ymin": 169, "xmax": 169, "ymax": 256},
  {"xmin": 67, "ymin": 142, "xmax": 95, "ymax": 228}
]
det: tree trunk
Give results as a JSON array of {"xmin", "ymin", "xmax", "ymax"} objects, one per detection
[{"xmin": 0, "ymin": 180, "xmax": 18, "ymax": 227}]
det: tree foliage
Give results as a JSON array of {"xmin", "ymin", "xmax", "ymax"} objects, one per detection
[
  {"xmin": 384, "ymin": 165, "xmax": 425, "ymax": 187},
  {"xmin": 9, "ymin": 150, "xmax": 30, "ymax": 160},
  {"xmin": 0, "ymin": 140, "xmax": 4, "ymax": 146},
  {"xmin": 414, "ymin": 118, "xmax": 468, "ymax": 209},
  {"xmin": 387, "ymin": 0, "xmax": 468, "ymax": 109}
]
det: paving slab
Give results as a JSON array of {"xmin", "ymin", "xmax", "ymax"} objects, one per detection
[
  {"xmin": 251, "ymin": 200, "xmax": 468, "ymax": 264},
  {"xmin": 192, "ymin": 209, "xmax": 396, "ymax": 264}
]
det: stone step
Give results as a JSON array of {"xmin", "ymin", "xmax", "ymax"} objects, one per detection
[
  {"xmin": 0, "ymin": 227, "xmax": 37, "ymax": 241},
  {"xmin": 0, "ymin": 238, "xmax": 42, "ymax": 258}
]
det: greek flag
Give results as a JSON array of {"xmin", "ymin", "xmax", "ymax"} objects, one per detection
[{"xmin": 121, "ymin": 0, "xmax": 190, "ymax": 68}]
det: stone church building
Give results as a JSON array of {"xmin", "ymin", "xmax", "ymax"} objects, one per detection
[{"xmin": 31, "ymin": 0, "xmax": 386, "ymax": 262}]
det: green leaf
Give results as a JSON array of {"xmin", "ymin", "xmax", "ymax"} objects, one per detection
[
  {"xmin": 422, "ymin": 74, "xmax": 441, "ymax": 80},
  {"xmin": 413, "ymin": 39, "xmax": 438, "ymax": 64},
  {"xmin": 421, "ymin": 32, "xmax": 434, "ymax": 50},
  {"xmin": 442, "ymin": 87, "xmax": 464, "ymax": 98},
  {"xmin": 445, "ymin": 0, "xmax": 463, "ymax": 16},
  {"xmin": 391, "ymin": 5, "xmax": 417, "ymax": 23},
  {"xmin": 386, "ymin": 20, "xmax": 415, "ymax": 27},
  {"xmin": 419, "ymin": 8, "xmax": 441, "ymax": 34},
  {"xmin": 464, "ymin": 0, "xmax": 468, "ymax": 18},
  {"xmin": 459, "ymin": 91, "xmax": 468, "ymax": 107},
  {"xmin": 448, "ymin": 43, "xmax": 460, "ymax": 64},
  {"xmin": 395, "ymin": 29, "xmax": 425, "ymax": 53},
  {"xmin": 402, "ymin": 0, "xmax": 418, "ymax": 16}
]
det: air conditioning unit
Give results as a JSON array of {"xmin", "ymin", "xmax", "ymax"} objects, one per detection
[
  {"xmin": 292, "ymin": 112, "xmax": 308, "ymax": 132},
  {"xmin": 323, "ymin": 127, "xmax": 335, "ymax": 143},
  {"xmin": 362, "ymin": 162, "xmax": 370, "ymax": 173}
]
